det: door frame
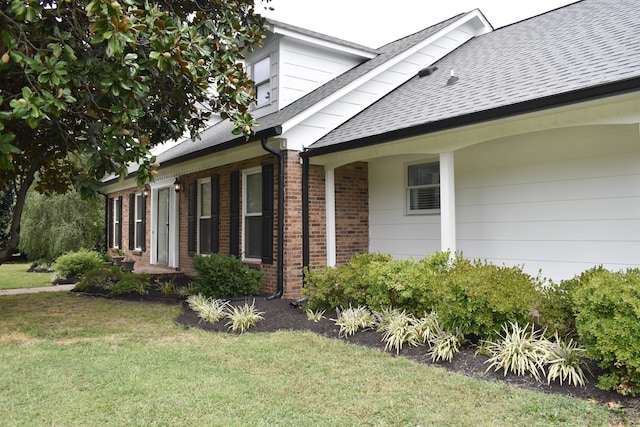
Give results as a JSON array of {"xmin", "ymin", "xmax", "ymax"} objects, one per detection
[{"xmin": 150, "ymin": 178, "xmax": 180, "ymax": 269}]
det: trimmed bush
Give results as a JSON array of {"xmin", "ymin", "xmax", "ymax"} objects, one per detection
[
  {"xmin": 573, "ymin": 267, "xmax": 640, "ymax": 396},
  {"xmin": 192, "ymin": 254, "xmax": 263, "ymax": 299},
  {"xmin": 433, "ymin": 257, "xmax": 540, "ymax": 340},
  {"xmin": 53, "ymin": 249, "xmax": 103, "ymax": 278},
  {"xmin": 536, "ymin": 268, "xmax": 608, "ymax": 340},
  {"xmin": 304, "ymin": 252, "xmax": 540, "ymax": 341}
]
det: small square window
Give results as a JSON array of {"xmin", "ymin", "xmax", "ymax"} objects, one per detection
[{"xmin": 407, "ymin": 162, "xmax": 440, "ymax": 214}]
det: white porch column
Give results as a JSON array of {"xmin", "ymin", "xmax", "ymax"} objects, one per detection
[
  {"xmin": 440, "ymin": 151, "xmax": 456, "ymax": 254},
  {"xmin": 325, "ymin": 167, "xmax": 336, "ymax": 267}
]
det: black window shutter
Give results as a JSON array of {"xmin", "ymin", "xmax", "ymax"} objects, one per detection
[
  {"xmin": 141, "ymin": 194, "xmax": 147, "ymax": 252},
  {"xmin": 128, "ymin": 193, "xmax": 135, "ymax": 250},
  {"xmin": 211, "ymin": 174, "xmax": 220, "ymax": 254},
  {"xmin": 230, "ymin": 171, "xmax": 240, "ymax": 257},
  {"xmin": 261, "ymin": 163, "xmax": 274, "ymax": 264},
  {"xmin": 187, "ymin": 181, "xmax": 197, "ymax": 257},
  {"xmin": 116, "ymin": 196, "xmax": 123, "ymax": 248},
  {"xmin": 107, "ymin": 197, "xmax": 114, "ymax": 248}
]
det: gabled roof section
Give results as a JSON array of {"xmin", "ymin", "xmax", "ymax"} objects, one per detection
[
  {"xmin": 156, "ymin": 11, "xmax": 490, "ymax": 166},
  {"xmin": 306, "ymin": 0, "xmax": 640, "ymax": 155},
  {"xmin": 265, "ymin": 18, "xmax": 379, "ymax": 58}
]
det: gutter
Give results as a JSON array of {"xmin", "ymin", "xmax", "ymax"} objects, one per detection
[
  {"xmin": 261, "ymin": 136, "xmax": 285, "ymax": 299},
  {"xmin": 300, "ymin": 76, "xmax": 640, "ymax": 158},
  {"xmin": 101, "ymin": 126, "xmax": 283, "ymax": 186}
]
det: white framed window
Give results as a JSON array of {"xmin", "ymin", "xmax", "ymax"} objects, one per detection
[
  {"xmin": 135, "ymin": 193, "xmax": 144, "ymax": 250},
  {"xmin": 406, "ymin": 162, "xmax": 440, "ymax": 214},
  {"xmin": 198, "ymin": 179, "xmax": 212, "ymax": 254},
  {"xmin": 243, "ymin": 168, "xmax": 262, "ymax": 260},
  {"xmin": 113, "ymin": 197, "xmax": 122, "ymax": 248},
  {"xmin": 252, "ymin": 56, "xmax": 271, "ymax": 107}
]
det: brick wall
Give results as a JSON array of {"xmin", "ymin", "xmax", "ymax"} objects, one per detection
[
  {"xmin": 334, "ymin": 162, "xmax": 369, "ymax": 265},
  {"xmin": 177, "ymin": 154, "xmax": 278, "ymax": 294},
  {"xmin": 105, "ymin": 188, "xmax": 152, "ymax": 268}
]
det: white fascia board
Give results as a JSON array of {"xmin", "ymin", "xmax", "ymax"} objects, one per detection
[
  {"xmin": 280, "ymin": 11, "xmax": 492, "ymax": 146},
  {"xmin": 270, "ymin": 26, "xmax": 377, "ymax": 59}
]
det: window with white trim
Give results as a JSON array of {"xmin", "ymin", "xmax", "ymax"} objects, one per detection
[
  {"xmin": 113, "ymin": 197, "xmax": 122, "ymax": 248},
  {"xmin": 243, "ymin": 168, "xmax": 262, "ymax": 259},
  {"xmin": 252, "ymin": 56, "xmax": 271, "ymax": 107},
  {"xmin": 406, "ymin": 162, "xmax": 440, "ymax": 214},
  {"xmin": 135, "ymin": 193, "xmax": 144, "ymax": 250},
  {"xmin": 198, "ymin": 180, "xmax": 212, "ymax": 254}
]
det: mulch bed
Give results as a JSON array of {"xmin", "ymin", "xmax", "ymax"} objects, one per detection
[{"xmin": 74, "ymin": 287, "xmax": 640, "ymax": 423}]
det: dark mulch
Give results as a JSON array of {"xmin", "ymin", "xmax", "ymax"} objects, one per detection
[{"xmin": 77, "ymin": 288, "xmax": 640, "ymax": 423}]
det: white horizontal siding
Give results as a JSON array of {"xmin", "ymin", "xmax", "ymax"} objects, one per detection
[
  {"xmin": 367, "ymin": 124, "xmax": 640, "ymax": 281},
  {"xmin": 369, "ymin": 155, "xmax": 441, "ymax": 258},
  {"xmin": 279, "ymin": 39, "xmax": 364, "ymax": 108},
  {"xmin": 455, "ymin": 124, "xmax": 640, "ymax": 280}
]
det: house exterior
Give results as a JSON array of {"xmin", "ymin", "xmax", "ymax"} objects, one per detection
[{"xmin": 102, "ymin": 0, "xmax": 640, "ymax": 299}]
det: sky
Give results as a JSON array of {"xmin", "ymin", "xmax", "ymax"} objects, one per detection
[{"xmin": 259, "ymin": 0, "xmax": 580, "ymax": 48}]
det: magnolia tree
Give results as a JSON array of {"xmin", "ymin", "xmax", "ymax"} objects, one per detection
[{"xmin": 0, "ymin": 0, "xmax": 267, "ymax": 262}]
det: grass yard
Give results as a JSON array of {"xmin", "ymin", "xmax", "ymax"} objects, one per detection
[
  {"xmin": 0, "ymin": 263, "xmax": 52, "ymax": 290},
  {"xmin": 0, "ymin": 293, "xmax": 616, "ymax": 427}
]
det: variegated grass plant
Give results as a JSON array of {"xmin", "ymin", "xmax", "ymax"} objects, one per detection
[
  {"xmin": 428, "ymin": 327, "xmax": 465, "ymax": 362},
  {"xmin": 334, "ymin": 305, "xmax": 376, "ymax": 337},
  {"xmin": 484, "ymin": 322, "xmax": 546, "ymax": 380},
  {"xmin": 186, "ymin": 294, "xmax": 230, "ymax": 324},
  {"xmin": 541, "ymin": 334, "xmax": 588, "ymax": 387},
  {"xmin": 226, "ymin": 300, "xmax": 265, "ymax": 333},
  {"xmin": 155, "ymin": 279, "xmax": 175, "ymax": 295},
  {"xmin": 305, "ymin": 308, "xmax": 326, "ymax": 322},
  {"xmin": 375, "ymin": 308, "xmax": 420, "ymax": 354}
]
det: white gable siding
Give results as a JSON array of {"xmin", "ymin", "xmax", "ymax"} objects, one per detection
[
  {"xmin": 283, "ymin": 20, "xmax": 485, "ymax": 151},
  {"xmin": 369, "ymin": 155, "xmax": 442, "ymax": 257},
  {"xmin": 278, "ymin": 39, "xmax": 365, "ymax": 108},
  {"xmin": 455, "ymin": 124, "xmax": 640, "ymax": 280}
]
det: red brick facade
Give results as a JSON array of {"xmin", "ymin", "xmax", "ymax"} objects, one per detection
[{"xmin": 106, "ymin": 153, "xmax": 369, "ymax": 299}]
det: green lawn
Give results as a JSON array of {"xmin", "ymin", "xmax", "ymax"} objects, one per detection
[
  {"xmin": 0, "ymin": 263, "xmax": 52, "ymax": 290},
  {"xmin": 0, "ymin": 293, "xmax": 616, "ymax": 426}
]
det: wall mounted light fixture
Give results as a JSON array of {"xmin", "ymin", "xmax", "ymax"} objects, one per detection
[
  {"xmin": 173, "ymin": 178, "xmax": 183, "ymax": 192},
  {"xmin": 142, "ymin": 184, "xmax": 151, "ymax": 197}
]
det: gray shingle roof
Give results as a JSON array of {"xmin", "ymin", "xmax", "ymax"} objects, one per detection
[
  {"xmin": 308, "ymin": 0, "xmax": 640, "ymax": 152},
  {"xmin": 156, "ymin": 14, "xmax": 464, "ymax": 165}
]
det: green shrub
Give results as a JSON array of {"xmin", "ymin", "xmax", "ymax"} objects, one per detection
[
  {"xmin": 573, "ymin": 267, "xmax": 640, "ymax": 396},
  {"xmin": 192, "ymin": 254, "xmax": 263, "ymax": 299},
  {"xmin": 303, "ymin": 252, "xmax": 446, "ymax": 313},
  {"xmin": 53, "ymin": 249, "xmax": 103, "ymax": 278},
  {"xmin": 536, "ymin": 267, "xmax": 608, "ymax": 340},
  {"xmin": 74, "ymin": 265, "xmax": 122, "ymax": 291},
  {"xmin": 109, "ymin": 272, "xmax": 150, "ymax": 296},
  {"xmin": 433, "ymin": 257, "xmax": 540, "ymax": 340}
]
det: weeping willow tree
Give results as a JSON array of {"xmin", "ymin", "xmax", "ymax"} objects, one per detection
[{"xmin": 19, "ymin": 189, "xmax": 104, "ymax": 262}]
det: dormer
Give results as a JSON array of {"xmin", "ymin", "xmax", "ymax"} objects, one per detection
[{"xmin": 245, "ymin": 19, "xmax": 379, "ymax": 118}]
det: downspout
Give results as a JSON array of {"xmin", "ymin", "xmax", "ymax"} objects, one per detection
[
  {"xmin": 261, "ymin": 137, "xmax": 284, "ymax": 299},
  {"xmin": 301, "ymin": 155, "xmax": 310, "ymax": 281}
]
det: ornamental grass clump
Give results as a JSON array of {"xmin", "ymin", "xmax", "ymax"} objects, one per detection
[
  {"xmin": 334, "ymin": 305, "xmax": 376, "ymax": 337},
  {"xmin": 226, "ymin": 300, "xmax": 264, "ymax": 333},
  {"xmin": 428, "ymin": 328, "xmax": 464, "ymax": 363},
  {"xmin": 375, "ymin": 308, "xmax": 420, "ymax": 354},
  {"xmin": 187, "ymin": 294, "xmax": 229, "ymax": 324},
  {"xmin": 484, "ymin": 322, "xmax": 545, "ymax": 380},
  {"xmin": 541, "ymin": 334, "xmax": 588, "ymax": 387},
  {"xmin": 305, "ymin": 308, "xmax": 326, "ymax": 322}
]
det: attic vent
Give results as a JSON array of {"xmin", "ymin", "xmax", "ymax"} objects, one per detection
[
  {"xmin": 417, "ymin": 66, "xmax": 438, "ymax": 77},
  {"xmin": 447, "ymin": 69, "xmax": 459, "ymax": 86}
]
